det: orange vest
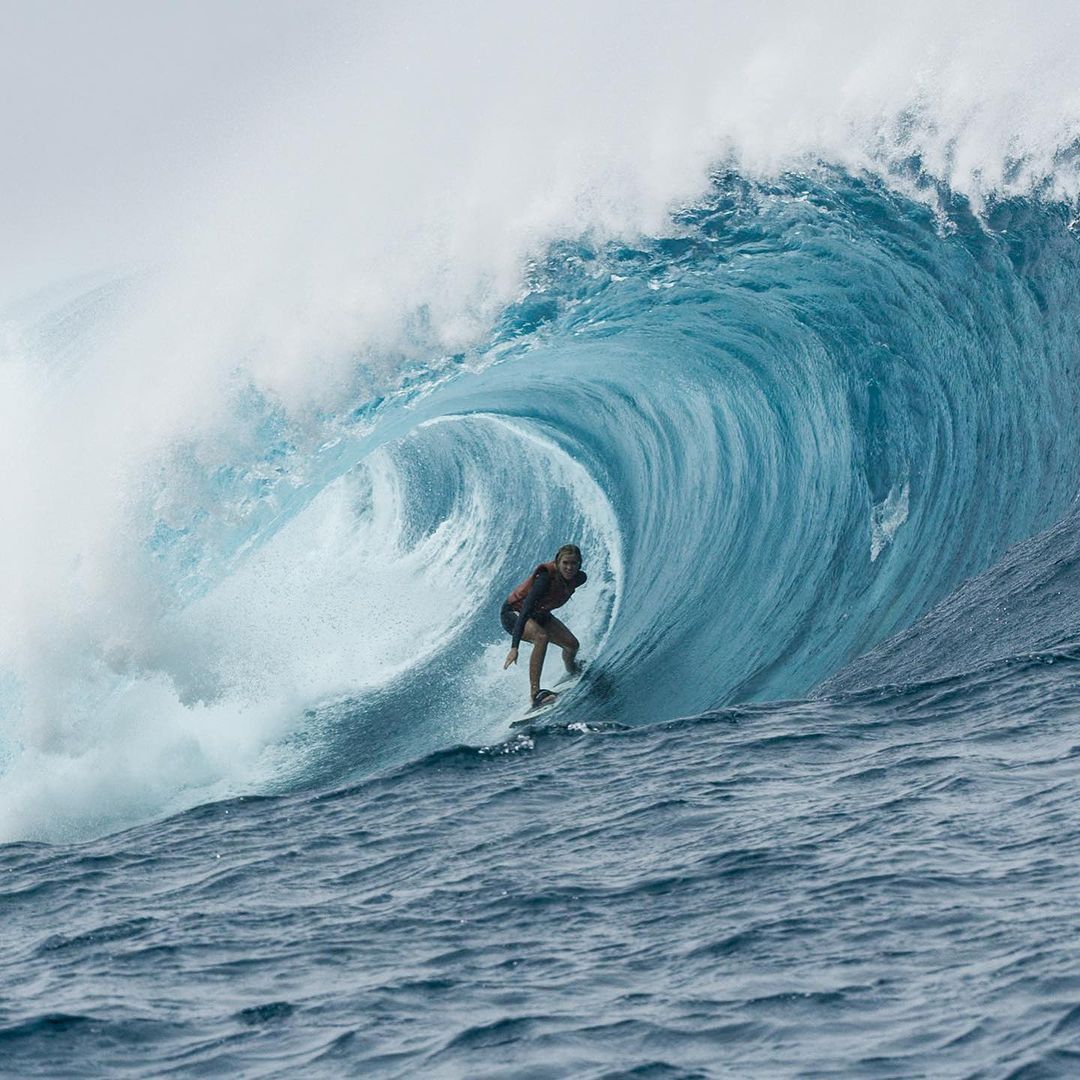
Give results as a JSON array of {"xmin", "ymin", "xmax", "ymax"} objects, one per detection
[{"xmin": 506, "ymin": 561, "xmax": 578, "ymax": 614}]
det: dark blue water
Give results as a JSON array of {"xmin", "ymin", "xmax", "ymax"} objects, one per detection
[
  {"xmin": 6, "ymin": 643, "xmax": 1080, "ymax": 1077},
  {"xmin": 5, "ymin": 171, "xmax": 1080, "ymax": 1076}
]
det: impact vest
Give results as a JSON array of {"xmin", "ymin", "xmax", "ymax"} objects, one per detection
[{"xmin": 506, "ymin": 561, "xmax": 580, "ymax": 615}]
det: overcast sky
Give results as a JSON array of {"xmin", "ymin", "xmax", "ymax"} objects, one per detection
[{"xmin": 1, "ymin": 1, "xmax": 362, "ymax": 303}]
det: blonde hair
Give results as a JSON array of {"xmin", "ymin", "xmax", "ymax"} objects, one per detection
[{"xmin": 554, "ymin": 544, "xmax": 582, "ymax": 565}]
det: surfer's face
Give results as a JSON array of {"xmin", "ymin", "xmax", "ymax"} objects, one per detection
[{"xmin": 556, "ymin": 553, "xmax": 581, "ymax": 580}]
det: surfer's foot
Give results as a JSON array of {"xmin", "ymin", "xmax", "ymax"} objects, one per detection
[
  {"xmin": 565, "ymin": 658, "xmax": 582, "ymax": 675},
  {"xmin": 532, "ymin": 689, "xmax": 557, "ymax": 709}
]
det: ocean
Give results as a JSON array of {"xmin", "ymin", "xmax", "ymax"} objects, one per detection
[{"xmin": 4, "ymin": 4, "xmax": 1080, "ymax": 1076}]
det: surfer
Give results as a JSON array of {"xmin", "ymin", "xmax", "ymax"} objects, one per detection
[{"xmin": 502, "ymin": 544, "xmax": 587, "ymax": 709}]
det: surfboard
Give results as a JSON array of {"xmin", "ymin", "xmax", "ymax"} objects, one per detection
[
  {"xmin": 510, "ymin": 690, "xmax": 558, "ymax": 727},
  {"xmin": 508, "ymin": 664, "xmax": 588, "ymax": 727}
]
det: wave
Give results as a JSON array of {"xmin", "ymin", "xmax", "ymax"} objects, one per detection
[
  {"xmin": 4, "ymin": 5, "xmax": 1080, "ymax": 842},
  {"xmin": 5, "ymin": 169, "xmax": 1080, "ymax": 842}
]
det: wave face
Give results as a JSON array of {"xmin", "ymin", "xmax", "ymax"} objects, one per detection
[
  {"xmin": 4, "ymin": 172, "xmax": 1080, "ymax": 840},
  {"xmin": 5, "ymin": 0, "xmax": 1080, "ymax": 843}
]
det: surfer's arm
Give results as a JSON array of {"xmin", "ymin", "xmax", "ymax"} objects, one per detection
[
  {"xmin": 511, "ymin": 569, "xmax": 550, "ymax": 648},
  {"xmin": 504, "ymin": 569, "xmax": 551, "ymax": 668}
]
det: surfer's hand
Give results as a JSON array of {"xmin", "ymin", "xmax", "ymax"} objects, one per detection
[{"xmin": 504, "ymin": 648, "xmax": 518, "ymax": 669}]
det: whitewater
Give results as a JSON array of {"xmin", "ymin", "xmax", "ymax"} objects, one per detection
[{"xmin": 4, "ymin": 1, "xmax": 1080, "ymax": 1075}]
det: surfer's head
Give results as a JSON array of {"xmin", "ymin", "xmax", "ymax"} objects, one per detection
[{"xmin": 554, "ymin": 544, "xmax": 582, "ymax": 580}]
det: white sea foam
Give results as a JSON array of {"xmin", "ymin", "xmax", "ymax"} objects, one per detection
[{"xmin": 871, "ymin": 480, "xmax": 911, "ymax": 563}]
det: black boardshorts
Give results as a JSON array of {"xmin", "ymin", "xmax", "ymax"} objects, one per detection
[{"xmin": 501, "ymin": 602, "xmax": 551, "ymax": 637}]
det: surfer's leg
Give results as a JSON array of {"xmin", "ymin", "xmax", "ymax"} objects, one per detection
[
  {"xmin": 545, "ymin": 616, "xmax": 580, "ymax": 674},
  {"xmin": 519, "ymin": 618, "xmax": 549, "ymax": 700}
]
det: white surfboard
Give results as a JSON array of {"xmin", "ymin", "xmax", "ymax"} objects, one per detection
[{"xmin": 508, "ymin": 664, "xmax": 587, "ymax": 727}]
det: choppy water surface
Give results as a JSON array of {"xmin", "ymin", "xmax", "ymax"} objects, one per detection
[{"xmin": 5, "ymin": 640, "xmax": 1080, "ymax": 1077}]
